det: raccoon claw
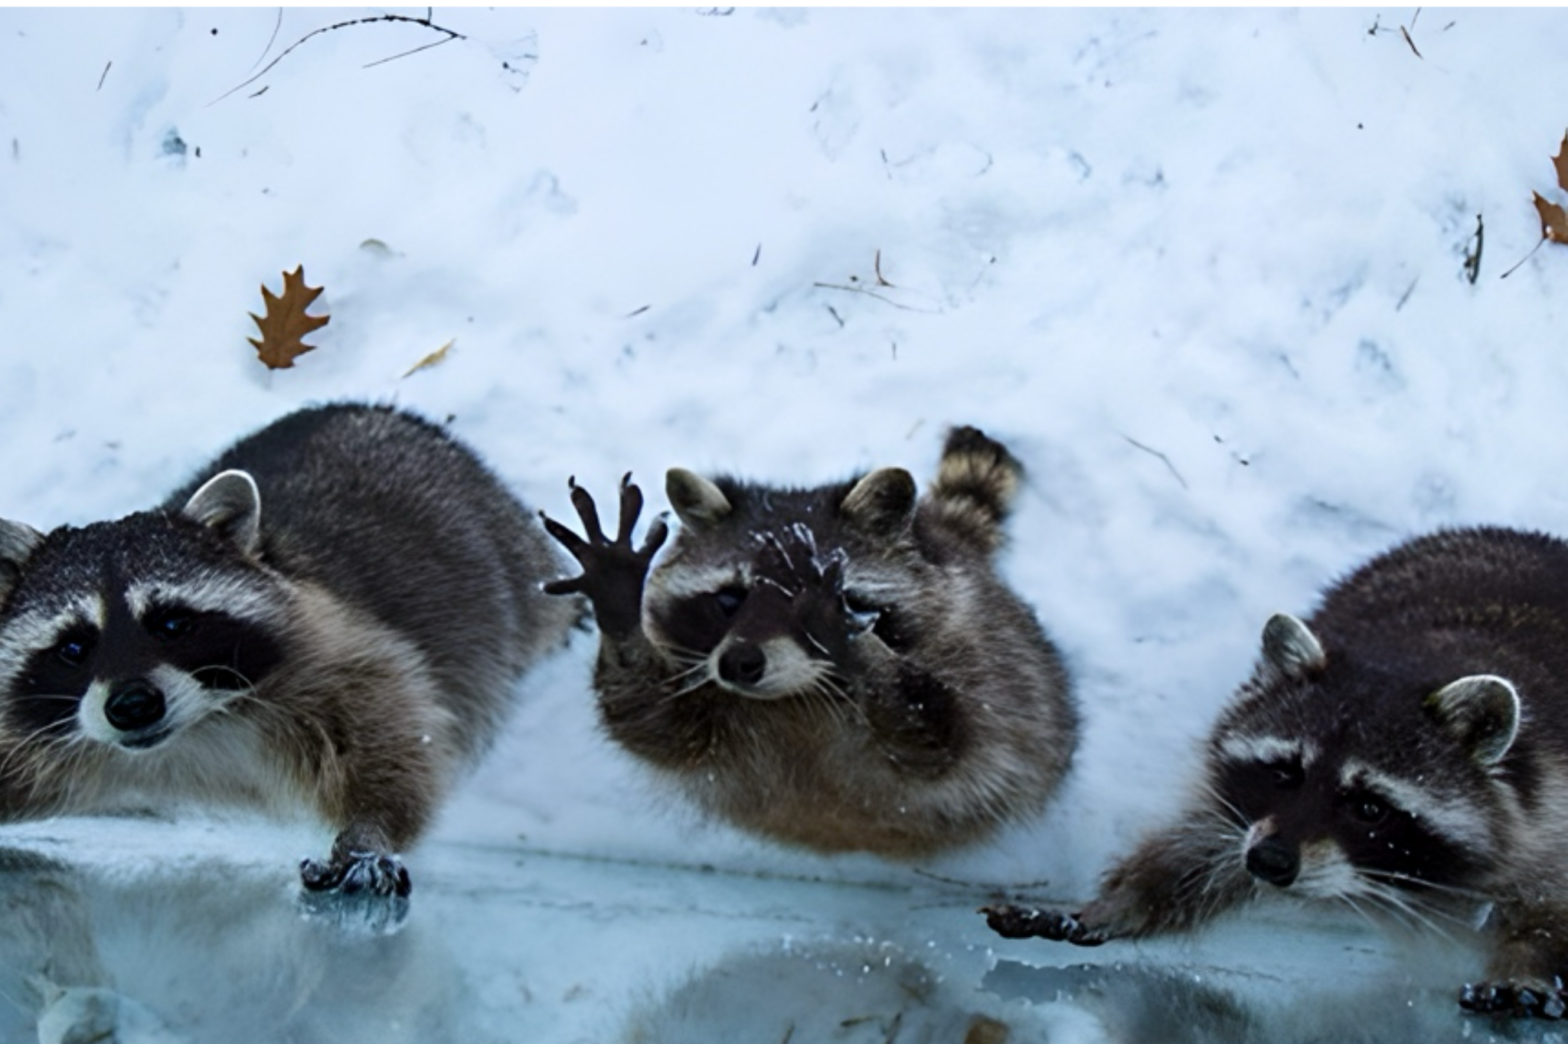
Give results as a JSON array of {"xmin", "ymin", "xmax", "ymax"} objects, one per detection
[
  {"xmin": 298, "ymin": 852, "xmax": 411, "ymax": 936},
  {"xmin": 1459, "ymin": 981, "xmax": 1568, "ymax": 1019},
  {"xmin": 981, "ymin": 904, "xmax": 1108, "ymax": 946},
  {"xmin": 300, "ymin": 851, "xmax": 411, "ymax": 898},
  {"xmin": 541, "ymin": 476, "xmax": 667, "ymax": 640}
]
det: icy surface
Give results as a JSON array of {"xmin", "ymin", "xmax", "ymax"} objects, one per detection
[{"xmin": 3, "ymin": 6, "xmax": 1568, "ymax": 1041}]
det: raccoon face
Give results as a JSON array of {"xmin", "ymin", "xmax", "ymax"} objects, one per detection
[
  {"xmin": 1209, "ymin": 614, "xmax": 1515, "ymax": 908},
  {"xmin": 646, "ymin": 564, "xmax": 828, "ymax": 700},
  {"xmin": 0, "ymin": 471, "xmax": 287, "ymax": 753},
  {"xmin": 646, "ymin": 467, "xmax": 919, "ymax": 701}
]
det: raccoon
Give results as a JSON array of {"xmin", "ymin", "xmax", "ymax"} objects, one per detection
[
  {"xmin": 541, "ymin": 426, "xmax": 1076, "ymax": 857},
  {"xmin": 983, "ymin": 526, "xmax": 1568, "ymax": 1019},
  {"xmin": 0, "ymin": 404, "xmax": 573, "ymax": 908}
]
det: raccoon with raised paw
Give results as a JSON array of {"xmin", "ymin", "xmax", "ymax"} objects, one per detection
[
  {"xmin": 984, "ymin": 526, "xmax": 1568, "ymax": 1019},
  {"xmin": 542, "ymin": 426, "xmax": 1076, "ymax": 857},
  {"xmin": 0, "ymin": 404, "xmax": 572, "ymax": 917}
]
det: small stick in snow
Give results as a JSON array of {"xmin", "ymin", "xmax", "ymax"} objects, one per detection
[
  {"xmin": 209, "ymin": 11, "xmax": 466, "ymax": 106},
  {"xmin": 1122, "ymin": 434, "xmax": 1189, "ymax": 491}
]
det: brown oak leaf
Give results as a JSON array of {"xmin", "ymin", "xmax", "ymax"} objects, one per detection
[
  {"xmin": 1554, "ymin": 130, "xmax": 1568, "ymax": 194},
  {"xmin": 1534, "ymin": 191, "xmax": 1568, "ymax": 246},
  {"xmin": 249, "ymin": 266, "xmax": 329, "ymax": 370}
]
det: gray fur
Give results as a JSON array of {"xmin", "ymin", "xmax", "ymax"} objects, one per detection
[
  {"xmin": 0, "ymin": 403, "xmax": 574, "ymax": 902},
  {"xmin": 994, "ymin": 526, "xmax": 1568, "ymax": 1015},
  {"xmin": 548, "ymin": 424, "xmax": 1076, "ymax": 858}
]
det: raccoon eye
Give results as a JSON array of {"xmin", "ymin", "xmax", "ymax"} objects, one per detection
[
  {"xmin": 55, "ymin": 636, "xmax": 92, "ymax": 667},
  {"xmin": 147, "ymin": 610, "xmax": 196, "ymax": 641},
  {"xmin": 710, "ymin": 587, "xmax": 746, "ymax": 618},
  {"xmin": 1349, "ymin": 796, "xmax": 1389, "ymax": 825}
]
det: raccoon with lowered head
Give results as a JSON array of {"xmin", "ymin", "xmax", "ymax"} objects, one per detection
[
  {"xmin": 984, "ymin": 526, "xmax": 1568, "ymax": 1019},
  {"xmin": 542, "ymin": 426, "xmax": 1076, "ymax": 857},
  {"xmin": 0, "ymin": 404, "xmax": 573, "ymax": 908}
]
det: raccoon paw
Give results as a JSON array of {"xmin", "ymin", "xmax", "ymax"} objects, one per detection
[
  {"xmin": 300, "ymin": 850, "xmax": 411, "ymax": 897},
  {"xmin": 541, "ymin": 474, "xmax": 668, "ymax": 640},
  {"xmin": 1459, "ymin": 981, "xmax": 1568, "ymax": 1019},
  {"xmin": 754, "ymin": 524, "xmax": 864, "ymax": 656},
  {"xmin": 980, "ymin": 904, "xmax": 1109, "ymax": 946},
  {"xmin": 298, "ymin": 852, "xmax": 411, "ymax": 935}
]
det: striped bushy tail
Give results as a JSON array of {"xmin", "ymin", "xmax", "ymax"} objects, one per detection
[{"xmin": 928, "ymin": 425, "xmax": 1022, "ymax": 554}]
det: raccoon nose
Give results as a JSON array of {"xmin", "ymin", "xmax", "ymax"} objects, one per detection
[
  {"xmin": 1245, "ymin": 836, "xmax": 1300, "ymax": 888},
  {"xmin": 104, "ymin": 682, "xmax": 167, "ymax": 732},
  {"xmin": 717, "ymin": 642, "xmax": 767, "ymax": 687}
]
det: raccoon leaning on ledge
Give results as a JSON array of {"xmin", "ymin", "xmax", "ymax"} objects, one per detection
[
  {"xmin": 0, "ymin": 404, "xmax": 573, "ymax": 910},
  {"xmin": 541, "ymin": 425, "xmax": 1077, "ymax": 858},
  {"xmin": 984, "ymin": 526, "xmax": 1568, "ymax": 1020}
]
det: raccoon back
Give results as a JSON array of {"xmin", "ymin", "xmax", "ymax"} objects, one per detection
[
  {"xmin": 164, "ymin": 404, "xmax": 571, "ymax": 747},
  {"xmin": 1310, "ymin": 526, "xmax": 1568, "ymax": 761}
]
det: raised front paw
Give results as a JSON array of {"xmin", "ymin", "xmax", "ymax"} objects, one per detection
[
  {"xmin": 542, "ymin": 474, "xmax": 669, "ymax": 641},
  {"xmin": 1459, "ymin": 980, "xmax": 1568, "ymax": 1019},
  {"xmin": 753, "ymin": 524, "xmax": 868, "ymax": 658},
  {"xmin": 298, "ymin": 851, "xmax": 411, "ymax": 935},
  {"xmin": 981, "ymin": 904, "xmax": 1109, "ymax": 947}
]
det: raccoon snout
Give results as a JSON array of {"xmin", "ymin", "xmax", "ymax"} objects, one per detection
[
  {"xmin": 1245, "ymin": 836, "xmax": 1300, "ymax": 888},
  {"xmin": 717, "ymin": 642, "xmax": 767, "ymax": 687},
  {"xmin": 104, "ymin": 681, "xmax": 167, "ymax": 732}
]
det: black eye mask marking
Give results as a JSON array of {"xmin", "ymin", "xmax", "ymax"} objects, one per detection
[{"xmin": 12, "ymin": 621, "xmax": 100, "ymax": 740}]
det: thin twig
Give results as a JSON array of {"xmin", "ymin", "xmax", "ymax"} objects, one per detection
[
  {"xmin": 1400, "ymin": 24, "xmax": 1422, "ymax": 58},
  {"xmin": 812, "ymin": 282, "xmax": 939, "ymax": 314},
  {"xmin": 873, "ymin": 248, "xmax": 894, "ymax": 287},
  {"xmin": 248, "ymin": 8, "xmax": 284, "ymax": 73},
  {"xmin": 96, "ymin": 61, "xmax": 111, "ymax": 90},
  {"xmin": 209, "ymin": 12, "xmax": 466, "ymax": 106},
  {"xmin": 363, "ymin": 35, "xmax": 458, "ymax": 69},
  {"xmin": 1400, "ymin": 7, "xmax": 1424, "ymax": 58},
  {"xmin": 1122, "ymin": 434, "xmax": 1189, "ymax": 490},
  {"xmin": 1500, "ymin": 236, "xmax": 1545, "ymax": 280},
  {"xmin": 1395, "ymin": 276, "xmax": 1419, "ymax": 310},
  {"xmin": 1463, "ymin": 214, "xmax": 1483, "ymax": 285}
]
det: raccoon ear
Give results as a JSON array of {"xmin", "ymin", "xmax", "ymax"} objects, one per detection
[
  {"xmin": 0, "ymin": 519, "xmax": 44, "ymax": 603},
  {"xmin": 1261, "ymin": 613, "xmax": 1327, "ymax": 678},
  {"xmin": 1427, "ymin": 674, "xmax": 1520, "ymax": 767},
  {"xmin": 840, "ymin": 468, "xmax": 917, "ymax": 537},
  {"xmin": 666, "ymin": 469, "xmax": 732, "ymax": 528},
  {"xmin": 182, "ymin": 470, "xmax": 262, "ymax": 556}
]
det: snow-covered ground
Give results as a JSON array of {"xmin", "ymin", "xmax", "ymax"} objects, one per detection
[{"xmin": 3, "ymin": 6, "xmax": 1568, "ymax": 1041}]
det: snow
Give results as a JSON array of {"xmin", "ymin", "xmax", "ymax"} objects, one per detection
[{"xmin": 3, "ymin": 5, "xmax": 1568, "ymax": 1041}]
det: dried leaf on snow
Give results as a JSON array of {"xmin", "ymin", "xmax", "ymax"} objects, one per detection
[{"xmin": 249, "ymin": 266, "xmax": 330, "ymax": 370}]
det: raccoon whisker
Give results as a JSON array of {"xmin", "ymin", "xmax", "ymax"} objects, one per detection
[
  {"xmin": 664, "ymin": 659, "xmax": 711, "ymax": 686},
  {"xmin": 1367, "ymin": 880, "xmax": 1483, "ymax": 932},
  {"xmin": 1193, "ymin": 777, "xmax": 1251, "ymax": 831},
  {"xmin": 806, "ymin": 672, "xmax": 867, "ymax": 733},
  {"xmin": 650, "ymin": 638, "xmax": 709, "ymax": 666},
  {"xmin": 805, "ymin": 678, "xmax": 857, "ymax": 734},
  {"xmin": 663, "ymin": 673, "xmax": 716, "ymax": 702},
  {"xmin": 193, "ymin": 663, "xmax": 259, "ymax": 691},
  {"xmin": 1357, "ymin": 867, "xmax": 1493, "ymax": 903},
  {"xmin": 1335, "ymin": 891, "xmax": 1385, "ymax": 935},
  {"xmin": 1356, "ymin": 878, "xmax": 1465, "ymax": 942},
  {"xmin": 3, "ymin": 715, "xmax": 78, "ymax": 758}
]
